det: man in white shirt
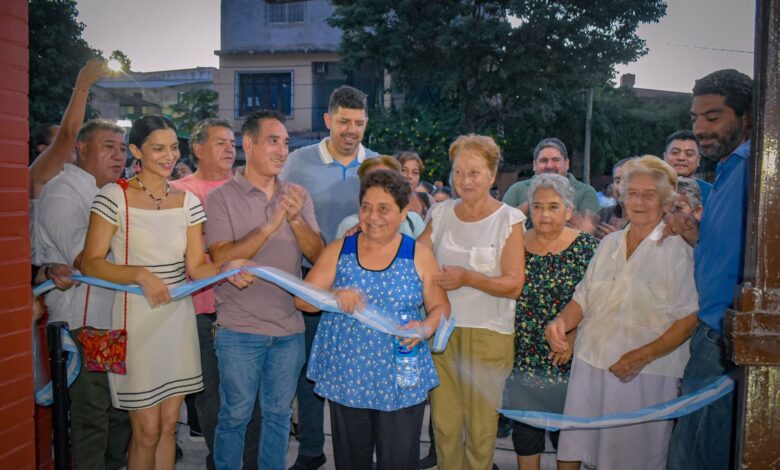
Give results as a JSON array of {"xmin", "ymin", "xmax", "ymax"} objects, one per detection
[{"xmin": 35, "ymin": 119, "xmax": 130, "ymax": 469}]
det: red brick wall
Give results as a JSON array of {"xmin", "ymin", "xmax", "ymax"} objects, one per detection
[{"xmin": 0, "ymin": 1, "xmax": 36, "ymax": 469}]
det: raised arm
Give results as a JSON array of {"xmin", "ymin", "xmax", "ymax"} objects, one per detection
[{"xmin": 30, "ymin": 59, "xmax": 106, "ymax": 198}]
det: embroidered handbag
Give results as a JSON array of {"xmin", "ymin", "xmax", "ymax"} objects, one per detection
[{"xmin": 77, "ymin": 179, "xmax": 130, "ymax": 374}]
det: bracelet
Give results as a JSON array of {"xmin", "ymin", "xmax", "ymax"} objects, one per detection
[{"xmin": 43, "ymin": 264, "xmax": 51, "ymax": 280}]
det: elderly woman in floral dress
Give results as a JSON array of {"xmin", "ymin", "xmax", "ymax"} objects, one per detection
[{"xmin": 505, "ymin": 173, "xmax": 598, "ymax": 470}]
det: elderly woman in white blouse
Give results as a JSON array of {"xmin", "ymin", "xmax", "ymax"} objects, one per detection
[
  {"xmin": 419, "ymin": 134, "xmax": 525, "ymax": 470},
  {"xmin": 545, "ymin": 156, "xmax": 699, "ymax": 470}
]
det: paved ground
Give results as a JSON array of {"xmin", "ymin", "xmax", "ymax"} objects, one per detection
[{"xmin": 174, "ymin": 403, "xmax": 561, "ymax": 469}]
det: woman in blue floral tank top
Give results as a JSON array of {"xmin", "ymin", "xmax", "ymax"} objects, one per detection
[{"xmin": 296, "ymin": 170, "xmax": 450, "ymax": 470}]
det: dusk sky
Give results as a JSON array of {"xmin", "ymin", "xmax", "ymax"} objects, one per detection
[{"xmin": 76, "ymin": 0, "xmax": 755, "ymax": 93}]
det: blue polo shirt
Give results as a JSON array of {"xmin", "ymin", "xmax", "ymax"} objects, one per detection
[
  {"xmin": 281, "ymin": 138, "xmax": 377, "ymax": 245},
  {"xmin": 694, "ymin": 140, "xmax": 750, "ymax": 331}
]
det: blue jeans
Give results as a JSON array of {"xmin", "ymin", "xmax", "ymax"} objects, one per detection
[
  {"xmin": 667, "ymin": 321, "xmax": 736, "ymax": 470},
  {"xmin": 295, "ymin": 312, "xmax": 326, "ymax": 457},
  {"xmin": 195, "ymin": 314, "xmax": 261, "ymax": 470},
  {"xmin": 214, "ymin": 327, "xmax": 305, "ymax": 470}
]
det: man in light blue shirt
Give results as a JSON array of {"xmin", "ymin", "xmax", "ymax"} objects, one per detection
[
  {"xmin": 666, "ymin": 69, "xmax": 753, "ymax": 470},
  {"xmin": 281, "ymin": 85, "xmax": 377, "ymax": 470}
]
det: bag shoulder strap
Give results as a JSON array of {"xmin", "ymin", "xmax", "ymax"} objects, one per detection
[{"xmin": 119, "ymin": 179, "xmax": 129, "ymax": 330}]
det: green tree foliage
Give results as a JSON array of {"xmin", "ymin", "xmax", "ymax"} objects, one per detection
[
  {"xmin": 29, "ymin": 0, "xmax": 98, "ymax": 128},
  {"xmin": 367, "ymin": 104, "xmax": 462, "ymax": 180},
  {"xmin": 550, "ymin": 87, "xmax": 692, "ymax": 176},
  {"xmin": 330, "ymin": 0, "xmax": 669, "ymax": 174},
  {"xmin": 170, "ymin": 89, "xmax": 219, "ymax": 135},
  {"xmin": 587, "ymin": 88, "xmax": 692, "ymax": 175}
]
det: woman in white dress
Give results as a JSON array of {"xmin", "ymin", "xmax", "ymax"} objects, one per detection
[{"xmin": 82, "ymin": 115, "xmax": 250, "ymax": 470}]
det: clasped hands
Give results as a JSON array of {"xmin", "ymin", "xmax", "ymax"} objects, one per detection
[{"xmin": 266, "ymin": 184, "xmax": 307, "ymax": 233}]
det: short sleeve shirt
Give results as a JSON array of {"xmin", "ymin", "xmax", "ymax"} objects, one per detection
[
  {"xmin": 429, "ymin": 199, "xmax": 526, "ymax": 334},
  {"xmin": 205, "ymin": 171, "xmax": 319, "ymax": 336},
  {"xmin": 571, "ymin": 222, "xmax": 699, "ymax": 378},
  {"xmin": 281, "ymin": 138, "xmax": 377, "ymax": 244},
  {"xmin": 35, "ymin": 165, "xmax": 114, "ymax": 329}
]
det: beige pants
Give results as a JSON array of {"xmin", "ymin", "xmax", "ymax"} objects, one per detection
[{"xmin": 430, "ymin": 327, "xmax": 514, "ymax": 470}]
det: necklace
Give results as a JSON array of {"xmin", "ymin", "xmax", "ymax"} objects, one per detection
[{"xmin": 136, "ymin": 176, "xmax": 170, "ymax": 210}]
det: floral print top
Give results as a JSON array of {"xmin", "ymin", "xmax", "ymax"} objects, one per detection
[
  {"xmin": 513, "ymin": 232, "xmax": 598, "ymax": 386},
  {"xmin": 307, "ymin": 233, "xmax": 438, "ymax": 411}
]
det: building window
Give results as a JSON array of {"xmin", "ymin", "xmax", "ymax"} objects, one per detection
[
  {"xmin": 237, "ymin": 72, "xmax": 293, "ymax": 117},
  {"xmin": 268, "ymin": 1, "xmax": 304, "ymax": 24}
]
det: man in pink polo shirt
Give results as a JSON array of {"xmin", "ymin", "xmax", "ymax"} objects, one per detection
[{"xmin": 171, "ymin": 118, "xmax": 260, "ymax": 470}]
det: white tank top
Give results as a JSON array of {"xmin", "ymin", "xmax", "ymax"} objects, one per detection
[{"xmin": 430, "ymin": 199, "xmax": 526, "ymax": 334}]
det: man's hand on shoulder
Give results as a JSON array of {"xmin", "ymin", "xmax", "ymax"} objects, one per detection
[{"xmin": 660, "ymin": 211, "xmax": 699, "ymax": 247}]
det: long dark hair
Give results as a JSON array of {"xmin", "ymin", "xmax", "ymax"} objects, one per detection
[{"xmin": 129, "ymin": 115, "xmax": 177, "ymax": 148}]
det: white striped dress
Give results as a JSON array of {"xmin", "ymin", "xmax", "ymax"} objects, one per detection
[{"xmin": 90, "ymin": 183, "xmax": 205, "ymax": 410}]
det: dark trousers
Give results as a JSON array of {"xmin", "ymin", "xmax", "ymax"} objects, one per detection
[
  {"xmin": 667, "ymin": 321, "xmax": 737, "ymax": 470},
  {"xmin": 295, "ymin": 312, "xmax": 326, "ymax": 457},
  {"xmin": 194, "ymin": 313, "xmax": 261, "ymax": 470},
  {"xmin": 329, "ymin": 401, "xmax": 425, "ymax": 470},
  {"xmin": 70, "ymin": 328, "xmax": 131, "ymax": 470}
]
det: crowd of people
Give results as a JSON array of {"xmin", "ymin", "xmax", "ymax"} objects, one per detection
[{"xmin": 29, "ymin": 60, "xmax": 753, "ymax": 470}]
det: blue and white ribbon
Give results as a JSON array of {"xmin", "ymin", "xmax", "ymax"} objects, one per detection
[
  {"xmin": 33, "ymin": 266, "xmax": 456, "ymax": 352},
  {"xmin": 35, "ymin": 271, "xmax": 732, "ymax": 427},
  {"xmin": 34, "ymin": 328, "xmax": 81, "ymax": 406},
  {"xmin": 500, "ymin": 373, "xmax": 735, "ymax": 431}
]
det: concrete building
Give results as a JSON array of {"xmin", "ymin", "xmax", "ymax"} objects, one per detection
[
  {"xmin": 215, "ymin": 0, "xmax": 382, "ymax": 137},
  {"xmin": 93, "ymin": 67, "xmax": 216, "ymax": 121}
]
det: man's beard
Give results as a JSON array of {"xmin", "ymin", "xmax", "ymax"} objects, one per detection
[{"xmin": 698, "ymin": 118, "xmax": 743, "ymax": 161}]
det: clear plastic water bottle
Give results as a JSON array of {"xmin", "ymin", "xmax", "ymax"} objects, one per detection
[{"xmin": 395, "ymin": 312, "xmax": 419, "ymax": 389}]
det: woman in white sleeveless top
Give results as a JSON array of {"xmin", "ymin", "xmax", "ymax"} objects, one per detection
[{"xmin": 419, "ymin": 134, "xmax": 526, "ymax": 470}]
